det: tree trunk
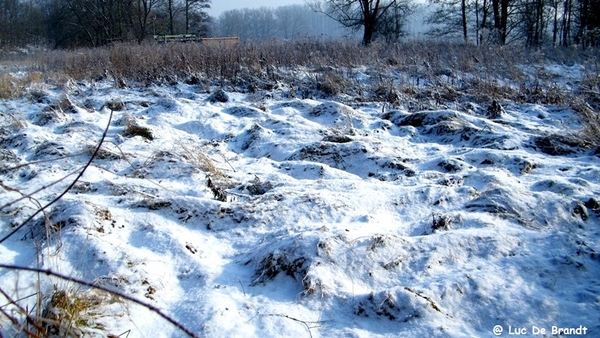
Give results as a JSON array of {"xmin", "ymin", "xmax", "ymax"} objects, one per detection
[
  {"xmin": 481, "ymin": 0, "xmax": 489, "ymax": 44},
  {"xmin": 536, "ymin": 0, "xmax": 544, "ymax": 45},
  {"xmin": 363, "ymin": 19, "xmax": 376, "ymax": 45},
  {"xmin": 462, "ymin": 0, "xmax": 468, "ymax": 43},
  {"xmin": 168, "ymin": 0, "xmax": 175, "ymax": 34},
  {"xmin": 562, "ymin": 0, "xmax": 571, "ymax": 45},
  {"xmin": 360, "ymin": 0, "xmax": 378, "ymax": 45},
  {"xmin": 578, "ymin": 0, "xmax": 588, "ymax": 47},
  {"xmin": 475, "ymin": 0, "xmax": 480, "ymax": 45},
  {"xmin": 500, "ymin": 0, "xmax": 509, "ymax": 44},
  {"xmin": 552, "ymin": 0, "xmax": 558, "ymax": 46},
  {"xmin": 185, "ymin": 0, "xmax": 190, "ymax": 35},
  {"xmin": 492, "ymin": 0, "xmax": 501, "ymax": 42}
]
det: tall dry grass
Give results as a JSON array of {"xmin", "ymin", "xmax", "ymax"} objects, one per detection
[
  {"xmin": 1, "ymin": 41, "xmax": 598, "ymax": 150},
  {"xmin": 3, "ymin": 40, "xmax": 594, "ymax": 151},
  {"xmin": 33, "ymin": 41, "xmax": 596, "ymax": 101}
]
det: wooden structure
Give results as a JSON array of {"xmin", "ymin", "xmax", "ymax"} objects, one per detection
[
  {"xmin": 153, "ymin": 34, "xmax": 198, "ymax": 42},
  {"xmin": 154, "ymin": 35, "xmax": 240, "ymax": 45}
]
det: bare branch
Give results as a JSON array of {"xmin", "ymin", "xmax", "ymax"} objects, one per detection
[{"xmin": 0, "ymin": 109, "xmax": 114, "ymax": 245}]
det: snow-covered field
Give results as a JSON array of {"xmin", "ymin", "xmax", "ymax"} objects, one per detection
[{"xmin": 0, "ymin": 62, "xmax": 599, "ymax": 337}]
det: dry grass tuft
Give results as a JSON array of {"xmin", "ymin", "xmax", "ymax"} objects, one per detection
[
  {"xmin": 179, "ymin": 142, "xmax": 228, "ymax": 179},
  {"xmin": 1, "ymin": 110, "xmax": 28, "ymax": 130},
  {"xmin": 0, "ymin": 73, "xmax": 23, "ymax": 99},
  {"xmin": 178, "ymin": 141, "xmax": 234, "ymax": 201},
  {"xmin": 122, "ymin": 113, "xmax": 154, "ymax": 141},
  {"xmin": 0, "ymin": 71, "xmax": 48, "ymax": 99},
  {"xmin": 0, "ymin": 285, "xmax": 116, "ymax": 337},
  {"xmin": 571, "ymin": 97, "xmax": 600, "ymax": 149},
  {"xmin": 41, "ymin": 288, "xmax": 109, "ymax": 336},
  {"xmin": 315, "ymin": 71, "xmax": 348, "ymax": 97}
]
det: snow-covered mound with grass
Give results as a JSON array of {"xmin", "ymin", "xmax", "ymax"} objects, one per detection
[{"xmin": 0, "ymin": 73, "xmax": 599, "ymax": 337}]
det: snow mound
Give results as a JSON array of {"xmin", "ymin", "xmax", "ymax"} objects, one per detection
[{"xmin": 0, "ymin": 76, "xmax": 598, "ymax": 337}]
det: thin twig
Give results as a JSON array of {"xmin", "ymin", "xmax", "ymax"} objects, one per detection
[
  {"xmin": 220, "ymin": 153, "xmax": 236, "ymax": 173},
  {"xmin": 1, "ymin": 151, "xmax": 88, "ymax": 173},
  {"xmin": 1, "ymin": 179, "xmax": 62, "ymax": 212},
  {"xmin": 0, "ymin": 305, "xmax": 40, "ymax": 337},
  {"xmin": 238, "ymin": 279, "xmax": 246, "ymax": 296},
  {"xmin": 0, "ymin": 180, "xmax": 57, "ymax": 249},
  {"xmin": 263, "ymin": 313, "xmax": 324, "ymax": 338},
  {"xmin": 404, "ymin": 287, "xmax": 453, "ymax": 318},
  {"xmin": 0, "ymin": 287, "xmax": 46, "ymax": 335},
  {"xmin": 0, "ymin": 292, "xmax": 38, "ymax": 309}
]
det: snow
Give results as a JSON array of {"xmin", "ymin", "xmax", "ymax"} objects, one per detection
[{"xmin": 1, "ymin": 65, "xmax": 599, "ymax": 337}]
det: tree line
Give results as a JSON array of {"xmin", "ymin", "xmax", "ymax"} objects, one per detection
[
  {"xmin": 0, "ymin": 0, "xmax": 211, "ymax": 48},
  {"xmin": 214, "ymin": 5, "xmax": 354, "ymax": 42},
  {"xmin": 311, "ymin": 0, "xmax": 598, "ymax": 47},
  {"xmin": 0, "ymin": 0, "xmax": 598, "ymax": 49},
  {"xmin": 424, "ymin": 0, "xmax": 599, "ymax": 46}
]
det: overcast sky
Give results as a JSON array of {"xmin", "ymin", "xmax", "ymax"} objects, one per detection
[{"xmin": 208, "ymin": 0, "xmax": 306, "ymax": 16}]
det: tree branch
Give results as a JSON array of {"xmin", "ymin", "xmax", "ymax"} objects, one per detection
[{"xmin": 0, "ymin": 109, "xmax": 114, "ymax": 245}]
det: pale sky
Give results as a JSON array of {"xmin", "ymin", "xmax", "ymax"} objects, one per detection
[{"xmin": 208, "ymin": 0, "xmax": 306, "ymax": 16}]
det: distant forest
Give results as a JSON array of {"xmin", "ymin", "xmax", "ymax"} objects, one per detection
[{"xmin": 0, "ymin": 0, "xmax": 598, "ymax": 49}]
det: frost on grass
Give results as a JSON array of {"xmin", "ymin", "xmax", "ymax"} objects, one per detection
[
  {"xmin": 250, "ymin": 233, "xmax": 317, "ymax": 287},
  {"xmin": 207, "ymin": 88, "xmax": 229, "ymax": 103},
  {"xmin": 355, "ymin": 289, "xmax": 433, "ymax": 322},
  {"xmin": 42, "ymin": 288, "xmax": 121, "ymax": 337},
  {"xmin": 308, "ymin": 101, "xmax": 364, "ymax": 133},
  {"xmin": 122, "ymin": 113, "xmax": 154, "ymax": 140},
  {"xmin": 384, "ymin": 109, "xmax": 515, "ymax": 149},
  {"xmin": 532, "ymin": 134, "xmax": 586, "ymax": 155}
]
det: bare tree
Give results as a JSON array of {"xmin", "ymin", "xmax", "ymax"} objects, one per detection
[
  {"xmin": 549, "ymin": 0, "xmax": 560, "ymax": 45},
  {"xmin": 275, "ymin": 5, "xmax": 309, "ymax": 39},
  {"xmin": 576, "ymin": 0, "xmax": 600, "ymax": 47},
  {"xmin": 309, "ymin": 0, "xmax": 409, "ymax": 45},
  {"xmin": 0, "ymin": 0, "xmax": 46, "ymax": 46},
  {"xmin": 216, "ymin": 9, "xmax": 245, "ymax": 39},
  {"xmin": 427, "ymin": 0, "xmax": 513, "ymax": 45},
  {"xmin": 426, "ymin": 0, "xmax": 472, "ymax": 43},
  {"xmin": 184, "ymin": 0, "xmax": 210, "ymax": 35},
  {"xmin": 133, "ymin": 0, "xmax": 161, "ymax": 42},
  {"xmin": 475, "ymin": 0, "xmax": 493, "ymax": 44},
  {"xmin": 216, "ymin": 8, "xmax": 273, "ymax": 41},
  {"xmin": 375, "ymin": 0, "xmax": 413, "ymax": 42},
  {"xmin": 165, "ymin": 0, "xmax": 177, "ymax": 34},
  {"xmin": 490, "ymin": 0, "xmax": 512, "ymax": 44},
  {"xmin": 215, "ymin": 7, "xmax": 278, "ymax": 41},
  {"xmin": 216, "ymin": 5, "xmax": 349, "ymax": 41},
  {"xmin": 155, "ymin": 0, "xmax": 210, "ymax": 36},
  {"xmin": 515, "ymin": 0, "xmax": 548, "ymax": 46},
  {"xmin": 561, "ymin": 0, "xmax": 572, "ymax": 45}
]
